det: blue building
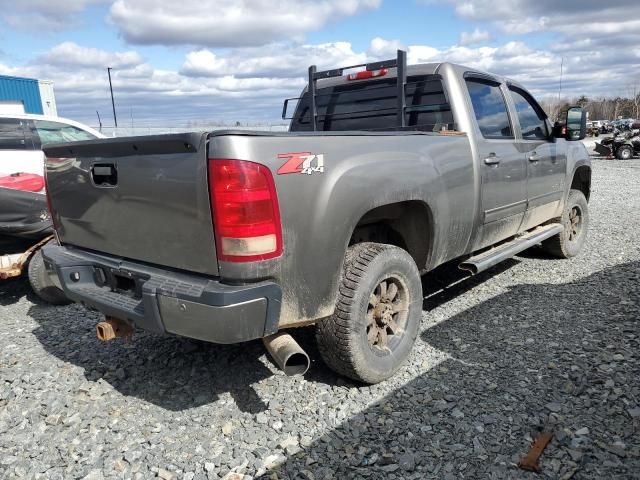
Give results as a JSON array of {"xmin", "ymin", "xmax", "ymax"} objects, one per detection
[{"xmin": 0, "ymin": 75, "xmax": 57, "ymax": 116}]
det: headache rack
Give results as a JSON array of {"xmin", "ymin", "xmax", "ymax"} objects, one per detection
[{"xmin": 282, "ymin": 49, "xmax": 454, "ymax": 133}]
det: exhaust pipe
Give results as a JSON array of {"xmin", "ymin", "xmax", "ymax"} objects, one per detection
[
  {"xmin": 96, "ymin": 316, "xmax": 134, "ymax": 341},
  {"xmin": 263, "ymin": 332, "xmax": 310, "ymax": 376}
]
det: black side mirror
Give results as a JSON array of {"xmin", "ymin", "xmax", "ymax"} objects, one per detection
[{"xmin": 565, "ymin": 106, "xmax": 587, "ymax": 141}]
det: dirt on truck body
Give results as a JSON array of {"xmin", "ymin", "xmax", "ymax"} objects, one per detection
[{"xmin": 42, "ymin": 50, "xmax": 591, "ymax": 383}]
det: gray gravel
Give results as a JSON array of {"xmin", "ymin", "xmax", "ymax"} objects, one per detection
[{"xmin": 1, "ymin": 158, "xmax": 639, "ymax": 480}]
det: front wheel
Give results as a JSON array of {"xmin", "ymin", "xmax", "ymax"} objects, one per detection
[
  {"xmin": 541, "ymin": 189, "xmax": 589, "ymax": 259},
  {"xmin": 316, "ymin": 243, "xmax": 422, "ymax": 384},
  {"xmin": 617, "ymin": 145, "xmax": 633, "ymax": 160}
]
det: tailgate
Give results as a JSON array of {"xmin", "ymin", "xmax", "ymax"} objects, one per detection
[{"xmin": 44, "ymin": 133, "xmax": 218, "ymax": 276}]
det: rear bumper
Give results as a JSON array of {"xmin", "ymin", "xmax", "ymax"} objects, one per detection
[{"xmin": 41, "ymin": 244, "xmax": 281, "ymax": 344}]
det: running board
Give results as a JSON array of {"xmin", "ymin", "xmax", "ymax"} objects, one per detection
[{"xmin": 459, "ymin": 223, "xmax": 563, "ymax": 275}]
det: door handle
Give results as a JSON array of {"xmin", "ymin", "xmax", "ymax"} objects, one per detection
[
  {"xmin": 528, "ymin": 153, "xmax": 540, "ymax": 162},
  {"xmin": 91, "ymin": 163, "xmax": 118, "ymax": 187},
  {"xmin": 484, "ymin": 153, "xmax": 500, "ymax": 165}
]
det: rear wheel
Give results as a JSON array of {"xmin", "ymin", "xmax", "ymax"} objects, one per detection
[
  {"xmin": 617, "ymin": 145, "xmax": 633, "ymax": 160},
  {"xmin": 541, "ymin": 189, "xmax": 589, "ymax": 259},
  {"xmin": 28, "ymin": 249, "xmax": 71, "ymax": 305},
  {"xmin": 316, "ymin": 243, "xmax": 422, "ymax": 384}
]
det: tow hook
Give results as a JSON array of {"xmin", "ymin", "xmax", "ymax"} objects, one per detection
[
  {"xmin": 96, "ymin": 316, "xmax": 134, "ymax": 341},
  {"xmin": 263, "ymin": 332, "xmax": 310, "ymax": 376}
]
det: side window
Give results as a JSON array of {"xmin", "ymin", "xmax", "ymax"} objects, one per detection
[
  {"xmin": 34, "ymin": 120, "xmax": 97, "ymax": 145},
  {"xmin": 465, "ymin": 79, "xmax": 513, "ymax": 139},
  {"xmin": 509, "ymin": 87, "xmax": 548, "ymax": 140},
  {"xmin": 0, "ymin": 118, "xmax": 27, "ymax": 150}
]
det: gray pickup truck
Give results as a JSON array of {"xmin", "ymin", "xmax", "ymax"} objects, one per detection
[{"xmin": 42, "ymin": 51, "xmax": 591, "ymax": 384}]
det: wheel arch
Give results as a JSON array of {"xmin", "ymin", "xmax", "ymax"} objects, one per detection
[
  {"xmin": 349, "ymin": 200, "xmax": 434, "ymax": 271},
  {"xmin": 570, "ymin": 165, "xmax": 592, "ymax": 202}
]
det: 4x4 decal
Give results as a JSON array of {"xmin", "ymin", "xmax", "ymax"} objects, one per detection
[{"xmin": 277, "ymin": 152, "xmax": 325, "ymax": 175}]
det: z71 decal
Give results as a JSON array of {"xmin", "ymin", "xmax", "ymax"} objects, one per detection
[{"xmin": 277, "ymin": 152, "xmax": 325, "ymax": 175}]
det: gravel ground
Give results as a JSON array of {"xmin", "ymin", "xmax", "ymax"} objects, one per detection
[{"xmin": 1, "ymin": 158, "xmax": 639, "ymax": 480}]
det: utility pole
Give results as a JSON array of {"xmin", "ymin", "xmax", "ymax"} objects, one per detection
[{"xmin": 107, "ymin": 67, "xmax": 117, "ymax": 128}]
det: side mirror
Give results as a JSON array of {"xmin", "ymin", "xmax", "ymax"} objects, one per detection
[{"xmin": 565, "ymin": 106, "xmax": 586, "ymax": 141}]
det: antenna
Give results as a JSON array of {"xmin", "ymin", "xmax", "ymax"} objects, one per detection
[
  {"xmin": 96, "ymin": 110, "xmax": 102, "ymax": 132},
  {"xmin": 558, "ymin": 57, "xmax": 564, "ymax": 102},
  {"xmin": 107, "ymin": 67, "xmax": 118, "ymax": 128}
]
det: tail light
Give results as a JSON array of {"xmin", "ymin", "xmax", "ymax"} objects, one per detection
[
  {"xmin": 346, "ymin": 68, "xmax": 388, "ymax": 81},
  {"xmin": 208, "ymin": 159, "xmax": 283, "ymax": 262}
]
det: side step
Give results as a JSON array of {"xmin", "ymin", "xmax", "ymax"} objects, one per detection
[{"xmin": 459, "ymin": 223, "xmax": 563, "ymax": 275}]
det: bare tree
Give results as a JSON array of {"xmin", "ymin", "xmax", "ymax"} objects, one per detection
[{"xmin": 628, "ymin": 84, "xmax": 640, "ymax": 120}]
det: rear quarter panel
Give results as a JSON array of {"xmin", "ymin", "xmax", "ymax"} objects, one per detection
[{"xmin": 209, "ymin": 132, "xmax": 474, "ymax": 327}]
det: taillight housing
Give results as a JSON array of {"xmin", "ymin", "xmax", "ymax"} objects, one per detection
[
  {"xmin": 208, "ymin": 159, "xmax": 283, "ymax": 262},
  {"xmin": 346, "ymin": 68, "xmax": 388, "ymax": 81}
]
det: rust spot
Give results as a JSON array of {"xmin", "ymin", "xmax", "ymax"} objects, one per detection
[
  {"xmin": 96, "ymin": 316, "xmax": 134, "ymax": 341},
  {"xmin": 0, "ymin": 235, "xmax": 54, "ymax": 280}
]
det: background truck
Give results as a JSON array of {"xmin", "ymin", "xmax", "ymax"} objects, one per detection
[{"xmin": 41, "ymin": 51, "xmax": 591, "ymax": 384}]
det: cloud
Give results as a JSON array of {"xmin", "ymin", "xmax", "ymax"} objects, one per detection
[
  {"xmin": 438, "ymin": 0, "xmax": 640, "ymax": 39},
  {"xmin": 459, "ymin": 28, "xmax": 491, "ymax": 46},
  {"xmin": 2, "ymin": 31, "xmax": 638, "ymax": 128},
  {"xmin": 0, "ymin": 0, "xmax": 107, "ymax": 31},
  {"xmin": 109, "ymin": 0, "xmax": 381, "ymax": 47},
  {"xmin": 38, "ymin": 42, "xmax": 143, "ymax": 69},
  {"xmin": 180, "ymin": 42, "xmax": 366, "ymax": 78},
  {"xmin": 367, "ymin": 37, "xmax": 406, "ymax": 59}
]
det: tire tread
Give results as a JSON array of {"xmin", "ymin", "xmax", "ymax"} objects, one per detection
[{"xmin": 316, "ymin": 242, "xmax": 420, "ymax": 383}]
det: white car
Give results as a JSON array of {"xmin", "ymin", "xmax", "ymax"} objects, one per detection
[
  {"xmin": 0, "ymin": 114, "xmax": 104, "ymax": 304},
  {"xmin": 0, "ymin": 113, "xmax": 104, "ymax": 185}
]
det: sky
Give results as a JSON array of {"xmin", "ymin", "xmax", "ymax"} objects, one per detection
[{"xmin": 0, "ymin": 0, "xmax": 639, "ymax": 127}]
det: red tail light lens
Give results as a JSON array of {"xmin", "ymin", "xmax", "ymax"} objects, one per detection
[
  {"xmin": 346, "ymin": 68, "xmax": 388, "ymax": 81},
  {"xmin": 208, "ymin": 159, "xmax": 283, "ymax": 262}
]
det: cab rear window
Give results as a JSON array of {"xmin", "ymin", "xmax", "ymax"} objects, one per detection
[{"xmin": 290, "ymin": 75, "xmax": 454, "ymax": 132}]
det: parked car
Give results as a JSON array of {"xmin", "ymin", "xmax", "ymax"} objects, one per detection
[
  {"xmin": 41, "ymin": 51, "xmax": 591, "ymax": 383},
  {"xmin": 0, "ymin": 113, "xmax": 103, "ymax": 182},
  {"xmin": 0, "ymin": 113, "xmax": 104, "ymax": 303}
]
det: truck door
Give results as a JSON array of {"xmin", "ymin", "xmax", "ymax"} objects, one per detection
[
  {"xmin": 465, "ymin": 78, "xmax": 527, "ymax": 250},
  {"xmin": 508, "ymin": 86, "xmax": 566, "ymax": 230}
]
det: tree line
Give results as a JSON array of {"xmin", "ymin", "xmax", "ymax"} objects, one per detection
[{"xmin": 540, "ymin": 89, "xmax": 640, "ymax": 122}]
